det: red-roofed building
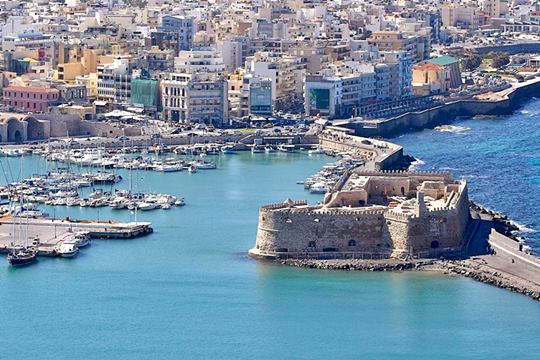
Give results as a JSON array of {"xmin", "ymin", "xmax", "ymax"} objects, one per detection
[{"xmin": 3, "ymin": 86, "xmax": 60, "ymax": 112}]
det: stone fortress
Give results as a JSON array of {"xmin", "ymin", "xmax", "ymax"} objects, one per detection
[{"xmin": 250, "ymin": 170, "xmax": 471, "ymax": 260}]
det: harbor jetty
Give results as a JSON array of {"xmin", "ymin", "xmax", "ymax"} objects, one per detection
[{"xmin": 0, "ymin": 215, "xmax": 152, "ymax": 258}]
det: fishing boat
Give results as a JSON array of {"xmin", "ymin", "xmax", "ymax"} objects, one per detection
[
  {"xmin": 55, "ymin": 241, "xmax": 79, "ymax": 258},
  {"xmin": 74, "ymin": 233, "xmax": 90, "ymax": 248},
  {"xmin": 264, "ymin": 146, "xmax": 276, "ymax": 153}
]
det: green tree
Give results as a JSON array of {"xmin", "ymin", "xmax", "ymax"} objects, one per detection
[
  {"xmin": 490, "ymin": 52, "xmax": 510, "ymax": 69},
  {"xmin": 461, "ymin": 54, "xmax": 482, "ymax": 71}
]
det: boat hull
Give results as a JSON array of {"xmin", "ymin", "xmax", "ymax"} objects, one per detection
[{"xmin": 8, "ymin": 254, "xmax": 37, "ymax": 267}]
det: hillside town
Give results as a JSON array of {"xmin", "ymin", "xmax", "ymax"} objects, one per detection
[{"xmin": 0, "ymin": 0, "xmax": 539, "ymax": 141}]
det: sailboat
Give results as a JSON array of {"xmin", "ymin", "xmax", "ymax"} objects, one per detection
[
  {"xmin": 7, "ymin": 199, "xmax": 37, "ymax": 267},
  {"xmin": 8, "ymin": 246, "xmax": 37, "ymax": 266}
]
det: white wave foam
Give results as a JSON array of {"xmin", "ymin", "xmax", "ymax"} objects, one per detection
[
  {"xmin": 510, "ymin": 220, "xmax": 536, "ymax": 233},
  {"xmin": 434, "ymin": 125, "xmax": 470, "ymax": 134},
  {"xmin": 409, "ymin": 158, "xmax": 425, "ymax": 170}
]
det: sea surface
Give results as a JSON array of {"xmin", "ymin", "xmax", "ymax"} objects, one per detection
[
  {"xmin": 0, "ymin": 118, "xmax": 540, "ymax": 358},
  {"xmin": 393, "ymin": 98, "xmax": 540, "ymax": 252}
]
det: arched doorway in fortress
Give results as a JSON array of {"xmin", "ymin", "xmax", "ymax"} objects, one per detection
[
  {"xmin": 6, "ymin": 118, "xmax": 23, "ymax": 143},
  {"xmin": 25, "ymin": 117, "xmax": 45, "ymax": 140}
]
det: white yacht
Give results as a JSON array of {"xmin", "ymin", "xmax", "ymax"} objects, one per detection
[
  {"xmin": 309, "ymin": 183, "xmax": 329, "ymax": 194},
  {"xmin": 220, "ymin": 145, "xmax": 235, "ymax": 154},
  {"xmin": 196, "ymin": 161, "xmax": 216, "ymax": 170},
  {"xmin": 155, "ymin": 164, "xmax": 183, "ymax": 172},
  {"xmin": 308, "ymin": 146, "xmax": 326, "ymax": 155},
  {"xmin": 137, "ymin": 202, "xmax": 157, "ymax": 211},
  {"xmin": 277, "ymin": 144, "xmax": 296, "ymax": 153}
]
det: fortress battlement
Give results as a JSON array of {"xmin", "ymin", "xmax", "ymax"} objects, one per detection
[
  {"xmin": 251, "ymin": 171, "xmax": 470, "ymax": 260},
  {"xmin": 261, "ymin": 200, "xmax": 308, "ymax": 211}
]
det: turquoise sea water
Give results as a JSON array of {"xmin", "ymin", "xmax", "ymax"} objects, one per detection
[{"xmin": 0, "ymin": 123, "xmax": 539, "ymax": 358}]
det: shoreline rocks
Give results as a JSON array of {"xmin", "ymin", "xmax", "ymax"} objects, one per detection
[{"xmin": 278, "ymin": 258, "xmax": 540, "ymax": 301}]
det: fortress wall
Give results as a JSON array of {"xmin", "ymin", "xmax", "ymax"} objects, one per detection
[
  {"xmin": 383, "ymin": 215, "xmax": 410, "ymax": 256},
  {"xmin": 325, "ymin": 190, "xmax": 368, "ymax": 208},
  {"xmin": 255, "ymin": 208, "xmax": 390, "ymax": 255},
  {"xmin": 374, "ymin": 147, "xmax": 403, "ymax": 170},
  {"xmin": 387, "ymin": 184, "xmax": 470, "ymax": 257}
]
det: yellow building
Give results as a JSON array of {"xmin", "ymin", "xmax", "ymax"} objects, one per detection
[
  {"xmin": 56, "ymin": 49, "xmax": 99, "ymax": 83},
  {"xmin": 75, "ymin": 73, "xmax": 98, "ymax": 100}
]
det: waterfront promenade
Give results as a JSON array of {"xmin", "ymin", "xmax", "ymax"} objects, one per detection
[{"xmin": 348, "ymin": 77, "xmax": 540, "ymax": 137}]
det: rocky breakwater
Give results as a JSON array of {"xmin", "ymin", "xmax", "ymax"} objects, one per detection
[
  {"xmin": 442, "ymin": 259, "xmax": 540, "ymax": 301},
  {"xmin": 279, "ymin": 258, "xmax": 436, "ymax": 271}
]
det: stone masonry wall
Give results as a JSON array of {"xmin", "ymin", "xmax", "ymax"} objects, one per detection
[{"xmin": 255, "ymin": 207, "xmax": 390, "ymax": 255}]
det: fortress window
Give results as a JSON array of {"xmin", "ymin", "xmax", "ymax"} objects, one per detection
[
  {"xmin": 308, "ymin": 241, "xmax": 316, "ymax": 248},
  {"xmin": 431, "ymin": 241, "xmax": 440, "ymax": 249},
  {"xmin": 348, "ymin": 240, "xmax": 356, "ymax": 247}
]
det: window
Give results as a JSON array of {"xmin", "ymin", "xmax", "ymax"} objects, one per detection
[
  {"xmin": 348, "ymin": 240, "xmax": 356, "ymax": 247},
  {"xmin": 431, "ymin": 241, "xmax": 439, "ymax": 249},
  {"xmin": 308, "ymin": 241, "xmax": 316, "ymax": 248}
]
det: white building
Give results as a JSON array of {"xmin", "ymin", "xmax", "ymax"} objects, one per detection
[
  {"xmin": 161, "ymin": 44, "xmax": 228, "ymax": 126},
  {"xmin": 97, "ymin": 57, "xmax": 134, "ymax": 104},
  {"xmin": 244, "ymin": 52, "xmax": 303, "ymax": 110}
]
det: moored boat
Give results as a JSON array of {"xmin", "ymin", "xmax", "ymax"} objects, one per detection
[
  {"xmin": 7, "ymin": 247, "xmax": 38, "ymax": 267},
  {"xmin": 55, "ymin": 242, "xmax": 79, "ymax": 258},
  {"xmin": 220, "ymin": 145, "xmax": 235, "ymax": 154}
]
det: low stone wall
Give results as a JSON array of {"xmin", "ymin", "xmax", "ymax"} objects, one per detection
[
  {"xmin": 476, "ymin": 42, "xmax": 540, "ymax": 55},
  {"xmin": 319, "ymin": 129, "xmax": 404, "ymax": 170},
  {"xmin": 488, "ymin": 229, "xmax": 540, "ymax": 272},
  {"xmin": 348, "ymin": 78, "xmax": 540, "ymax": 138}
]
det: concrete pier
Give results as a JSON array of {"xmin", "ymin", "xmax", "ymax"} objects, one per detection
[{"xmin": 0, "ymin": 215, "xmax": 153, "ymax": 257}]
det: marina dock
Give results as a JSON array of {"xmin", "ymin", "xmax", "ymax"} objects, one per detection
[{"xmin": 0, "ymin": 215, "xmax": 152, "ymax": 257}]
